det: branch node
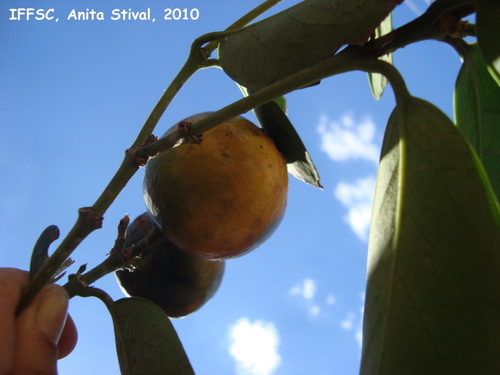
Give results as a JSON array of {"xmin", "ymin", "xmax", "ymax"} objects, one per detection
[
  {"xmin": 440, "ymin": 13, "xmax": 469, "ymax": 38},
  {"xmin": 126, "ymin": 135, "xmax": 158, "ymax": 167},
  {"xmin": 78, "ymin": 207, "xmax": 103, "ymax": 230},
  {"xmin": 178, "ymin": 121, "xmax": 203, "ymax": 145},
  {"xmin": 117, "ymin": 215, "xmax": 130, "ymax": 241},
  {"xmin": 67, "ymin": 273, "xmax": 90, "ymax": 296}
]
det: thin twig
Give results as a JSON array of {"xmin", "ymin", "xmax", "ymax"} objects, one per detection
[{"xmin": 63, "ymin": 224, "xmax": 162, "ymax": 299}]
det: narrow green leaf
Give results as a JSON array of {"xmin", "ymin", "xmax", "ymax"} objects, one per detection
[
  {"xmin": 274, "ymin": 96, "xmax": 287, "ymax": 112},
  {"xmin": 368, "ymin": 13, "xmax": 393, "ymax": 100},
  {"xmin": 361, "ymin": 97, "xmax": 500, "ymax": 375},
  {"xmin": 476, "ymin": 0, "xmax": 500, "ymax": 84},
  {"xmin": 218, "ymin": 0, "xmax": 398, "ymax": 91},
  {"xmin": 253, "ymin": 101, "xmax": 322, "ymax": 188},
  {"xmin": 110, "ymin": 297, "xmax": 195, "ymax": 375},
  {"xmin": 455, "ymin": 42, "xmax": 500, "ymax": 200}
]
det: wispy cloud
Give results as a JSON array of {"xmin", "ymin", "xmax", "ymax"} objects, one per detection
[
  {"xmin": 317, "ymin": 113, "xmax": 379, "ymax": 165},
  {"xmin": 340, "ymin": 312, "xmax": 356, "ymax": 330},
  {"xmin": 339, "ymin": 311, "xmax": 364, "ymax": 348},
  {"xmin": 228, "ymin": 318, "xmax": 281, "ymax": 375},
  {"xmin": 339, "ymin": 293, "xmax": 365, "ymax": 348},
  {"xmin": 404, "ymin": 0, "xmax": 423, "ymax": 15},
  {"xmin": 325, "ymin": 293, "xmax": 336, "ymax": 306},
  {"xmin": 289, "ymin": 278, "xmax": 316, "ymax": 300},
  {"xmin": 357, "ymin": 293, "xmax": 365, "ymax": 347},
  {"xmin": 335, "ymin": 175, "xmax": 377, "ymax": 242},
  {"xmin": 289, "ymin": 278, "xmax": 366, "ymax": 348},
  {"xmin": 289, "ymin": 278, "xmax": 321, "ymax": 316}
]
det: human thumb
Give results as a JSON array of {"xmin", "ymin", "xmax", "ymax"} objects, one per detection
[
  {"xmin": 37, "ymin": 286, "xmax": 69, "ymax": 344},
  {"xmin": 14, "ymin": 284, "xmax": 69, "ymax": 374}
]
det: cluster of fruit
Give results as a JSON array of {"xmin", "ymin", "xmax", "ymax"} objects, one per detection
[{"xmin": 116, "ymin": 113, "xmax": 288, "ymax": 318}]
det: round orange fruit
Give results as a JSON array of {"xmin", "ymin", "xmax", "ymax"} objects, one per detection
[{"xmin": 143, "ymin": 113, "xmax": 288, "ymax": 260}]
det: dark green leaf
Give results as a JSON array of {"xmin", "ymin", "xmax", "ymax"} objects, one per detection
[
  {"xmin": 253, "ymin": 101, "xmax": 322, "ymax": 188},
  {"xmin": 367, "ymin": 13, "xmax": 393, "ymax": 100},
  {"xmin": 218, "ymin": 0, "xmax": 398, "ymax": 91},
  {"xmin": 455, "ymin": 42, "xmax": 500, "ymax": 200},
  {"xmin": 361, "ymin": 97, "xmax": 500, "ymax": 375},
  {"xmin": 476, "ymin": 0, "xmax": 500, "ymax": 84},
  {"xmin": 109, "ymin": 297, "xmax": 195, "ymax": 375},
  {"xmin": 30, "ymin": 225, "xmax": 59, "ymax": 278}
]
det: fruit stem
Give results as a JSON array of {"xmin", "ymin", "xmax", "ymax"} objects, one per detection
[
  {"xmin": 75, "ymin": 283, "xmax": 116, "ymax": 307},
  {"xmin": 63, "ymin": 253, "xmax": 120, "ymax": 299},
  {"xmin": 63, "ymin": 224, "xmax": 162, "ymax": 299},
  {"xmin": 137, "ymin": 48, "xmax": 413, "ymax": 157},
  {"xmin": 374, "ymin": 0, "xmax": 474, "ymax": 57},
  {"xmin": 352, "ymin": 56, "xmax": 412, "ymax": 107},
  {"xmin": 130, "ymin": 44, "xmax": 206, "ymax": 148}
]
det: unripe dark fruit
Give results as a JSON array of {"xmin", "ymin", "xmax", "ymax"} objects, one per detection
[
  {"xmin": 115, "ymin": 212, "xmax": 225, "ymax": 318},
  {"xmin": 143, "ymin": 113, "xmax": 288, "ymax": 260}
]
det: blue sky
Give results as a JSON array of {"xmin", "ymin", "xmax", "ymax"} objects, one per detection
[{"xmin": 1, "ymin": 1, "xmax": 463, "ymax": 374}]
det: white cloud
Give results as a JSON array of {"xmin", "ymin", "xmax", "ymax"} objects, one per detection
[
  {"xmin": 355, "ymin": 327, "xmax": 363, "ymax": 348},
  {"xmin": 317, "ymin": 113, "xmax": 380, "ymax": 165},
  {"xmin": 338, "ymin": 294, "xmax": 366, "ymax": 348},
  {"xmin": 340, "ymin": 310, "xmax": 364, "ymax": 348},
  {"xmin": 340, "ymin": 312, "xmax": 356, "ymax": 330},
  {"xmin": 316, "ymin": 113, "xmax": 381, "ymax": 241},
  {"xmin": 289, "ymin": 279, "xmax": 322, "ymax": 316},
  {"xmin": 335, "ymin": 176, "xmax": 377, "ymax": 242},
  {"xmin": 309, "ymin": 305, "xmax": 321, "ymax": 316},
  {"xmin": 289, "ymin": 278, "xmax": 316, "ymax": 300},
  {"xmin": 357, "ymin": 294, "xmax": 365, "ymax": 348},
  {"xmin": 229, "ymin": 318, "xmax": 282, "ymax": 375}
]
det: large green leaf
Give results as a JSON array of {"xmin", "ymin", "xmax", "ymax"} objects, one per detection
[
  {"xmin": 476, "ymin": 0, "xmax": 500, "ymax": 84},
  {"xmin": 454, "ymin": 42, "xmax": 500, "ymax": 200},
  {"xmin": 360, "ymin": 97, "xmax": 500, "ymax": 375},
  {"xmin": 109, "ymin": 297, "xmax": 195, "ymax": 375},
  {"xmin": 218, "ymin": 0, "xmax": 398, "ymax": 92},
  {"xmin": 367, "ymin": 13, "xmax": 393, "ymax": 100}
]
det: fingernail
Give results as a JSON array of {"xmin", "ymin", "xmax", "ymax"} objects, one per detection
[{"xmin": 37, "ymin": 287, "xmax": 69, "ymax": 344}]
